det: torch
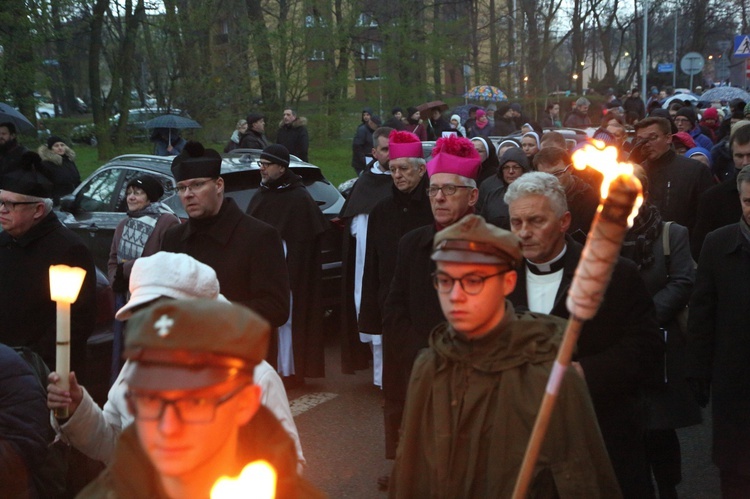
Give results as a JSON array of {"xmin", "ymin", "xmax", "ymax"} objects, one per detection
[
  {"xmin": 211, "ymin": 460, "xmax": 277, "ymax": 499},
  {"xmin": 49, "ymin": 264, "xmax": 87, "ymax": 419},
  {"xmin": 511, "ymin": 142, "xmax": 643, "ymax": 498}
]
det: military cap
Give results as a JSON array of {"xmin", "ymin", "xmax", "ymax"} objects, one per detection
[
  {"xmin": 171, "ymin": 141, "xmax": 222, "ymax": 182},
  {"xmin": 432, "ymin": 214, "xmax": 522, "ymax": 267},
  {"xmin": 124, "ymin": 299, "xmax": 270, "ymax": 390}
]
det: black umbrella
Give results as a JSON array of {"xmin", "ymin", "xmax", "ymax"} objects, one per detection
[
  {"xmin": 0, "ymin": 103, "xmax": 36, "ymax": 133},
  {"xmin": 143, "ymin": 114, "xmax": 201, "ymax": 130}
]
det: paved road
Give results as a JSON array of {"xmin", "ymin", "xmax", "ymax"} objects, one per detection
[{"xmin": 288, "ymin": 338, "xmax": 721, "ymax": 498}]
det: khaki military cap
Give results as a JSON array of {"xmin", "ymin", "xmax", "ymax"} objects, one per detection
[{"xmin": 432, "ymin": 214, "xmax": 522, "ymax": 267}]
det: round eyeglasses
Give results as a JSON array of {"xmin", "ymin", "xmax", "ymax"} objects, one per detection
[{"xmin": 432, "ymin": 271, "xmax": 505, "ymax": 295}]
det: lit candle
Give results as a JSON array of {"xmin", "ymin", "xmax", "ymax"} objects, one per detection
[
  {"xmin": 49, "ymin": 264, "xmax": 87, "ymax": 419},
  {"xmin": 513, "ymin": 142, "xmax": 642, "ymax": 498},
  {"xmin": 211, "ymin": 460, "xmax": 276, "ymax": 499}
]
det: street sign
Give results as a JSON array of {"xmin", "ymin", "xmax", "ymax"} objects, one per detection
[
  {"xmin": 658, "ymin": 63, "xmax": 675, "ymax": 73},
  {"xmin": 747, "ymin": 60, "xmax": 750, "ymax": 78},
  {"xmin": 734, "ymin": 35, "xmax": 750, "ymax": 58},
  {"xmin": 680, "ymin": 52, "xmax": 705, "ymax": 75}
]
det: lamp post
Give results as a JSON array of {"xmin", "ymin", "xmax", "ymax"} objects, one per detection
[
  {"xmin": 49, "ymin": 264, "xmax": 87, "ymax": 419},
  {"xmin": 642, "ymin": 0, "xmax": 649, "ymax": 105}
]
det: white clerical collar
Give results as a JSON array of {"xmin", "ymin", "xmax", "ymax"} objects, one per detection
[
  {"xmin": 371, "ymin": 162, "xmax": 391, "ymax": 175},
  {"xmin": 526, "ymin": 244, "xmax": 567, "ymax": 275}
]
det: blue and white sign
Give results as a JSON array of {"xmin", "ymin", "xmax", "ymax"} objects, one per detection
[
  {"xmin": 657, "ymin": 63, "xmax": 674, "ymax": 73},
  {"xmin": 734, "ymin": 35, "xmax": 750, "ymax": 58}
]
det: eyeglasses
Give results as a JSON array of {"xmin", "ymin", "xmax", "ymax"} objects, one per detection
[
  {"xmin": 673, "ymin": 117, "xmax": 691, "ymax": 124},
  {"xmin": 126, "ymin": 383, "xmax": 247, "ymax": 424},
  {"xmin": 637, "ymin": 134, "xmax": 665, "ymax": 144},
  {"xmin": 175, "ymin": 179, "xmax": 212, "ymax": 194},
  {"xmin": 426, "ymin": 184, "xmax": 473, "ymax": 197},
  {"xmin": 0, "ymin": 199, "xmax": 41, "ymax": 210},
  {"xmin": 432, "ymin": 271, "xmax": 505, "ymax": 295},
  {"xmin": 548, "ymin": 164, "xmax": 572, "ymax": 177},
  {"xmin": 257, "ymin": 161, "xmax": 275, "ymax": 168}
]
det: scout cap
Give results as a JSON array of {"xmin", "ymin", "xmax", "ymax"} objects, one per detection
[
  {"xmin": 124, "ymin": 299, "xmax": 270, "ymax": 390},
  {"xmin": 432, "ymin": 214, "xmax": 522, "ymax": 267}
]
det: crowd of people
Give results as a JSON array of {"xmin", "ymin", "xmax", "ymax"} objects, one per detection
[{"xmin": 0, "ymin": 85, "xmax": 749, "ymax": 497}]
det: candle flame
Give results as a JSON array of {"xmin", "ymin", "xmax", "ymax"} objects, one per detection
[
  {"xmin": 211, "ymin": 460, "xmax": 276, "ymax": 499},
  {"xmin": 49, "ymin": 265, "xmax": 87, "ymax": 303},
  {"xmin": 571, "ymin": 142, "xmax": 643, "ymax": 226}
]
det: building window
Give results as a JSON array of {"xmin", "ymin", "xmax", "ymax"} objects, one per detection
[
  {"xmin": 358, "ymin": 42, "xmax": 381, "ymax": 60},
  {"xmin": 357, "ymin": 12, "xmax": 377, "ymax": 27},
  {"xmin": 309, "ymin": 49, "xmax": 326, "ymax": 61}
]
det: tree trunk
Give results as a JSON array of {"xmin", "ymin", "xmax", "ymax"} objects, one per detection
[{"xmin": 246, "ymin": 0, "xmax": 278, "ymax": 110}]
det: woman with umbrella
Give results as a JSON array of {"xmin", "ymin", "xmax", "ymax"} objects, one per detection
[
  {"xmin": 38, "ymin": 135, "xmax": 81, "ymax": 203},
  {"xmin": 405, "ymin": 107, "xmax": 427, "ymax": 141},
  {"xmin": 150, "ymin": 127, "xmax": 186, "ymax": 156}
]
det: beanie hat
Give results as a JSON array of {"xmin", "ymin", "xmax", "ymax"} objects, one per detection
[
  {"xmin": 389, "ymin": 130, "xmax": 423, "ymax": 159},
  {"xmin": 171, "ymin": 141, "xmax": 222, "ymax": 182},
  {"xmin": 476, "ymin": 109, "xmax": 487, "ymax": 119},
  {"xmin": 675, "ymin": 107, "xmax": 697, "ymax": 127},
  {"xmin": 592, "ymin": 128, "xmax": 618, "ymax": 147},
  {"xmin": 426, "ymin": 136, "xmax": 481, "ymax": 179},
  {"xmin": 47, "ymin": 135, "xmax": 65, "ymax": 149},
  {"xmin": 126, "ymin": 174, "xmax": 165, "ymax": 202},
  {"xmin": 702, "ymin": 107, "xmax": 719, "ymax": 121},
  {"xmin": 260, "ymin": 144, "xmax": 290, "ymax": 167},
  {"xmin": 246, "ymin": 112, "xmax": 264, "ymax": 126}
]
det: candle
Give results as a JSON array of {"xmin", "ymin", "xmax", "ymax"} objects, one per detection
[
  {"xmin": 211, "ymin": 460, "xmax": 276, "ymax": 499},
  {"xmin": 49, "ymin": 264, "xmax": 87, "ymax": 419}
]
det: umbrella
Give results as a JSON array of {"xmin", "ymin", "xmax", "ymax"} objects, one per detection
[
  {"xmin": 143, "ymin": 114, "xmax": 201, "ymax": 130},
  {"xmin": 451, "ymin": 104, "xmax": 485, "ymax": 124},
  {"xmin": 0, "ymin": 103, "xmax": 36, "ymax": 133},
  {"xmin": 700, "ymin": 87, "xmax": 750, "ymax": 104},
  {"xmin": 661, "ymin": 94, "xmax": 699, "ymax": 109},
  {"xmin": 464, "ymin": 85, "xmax": 507, "ymax": 102},
  {"xmin": 416, "ymin": 100, "xmax": 449, "ymax": 120}
]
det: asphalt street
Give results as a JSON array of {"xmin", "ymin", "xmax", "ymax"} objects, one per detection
[{"xmin": 287, "ymin": 340, "xmax": 721, "ymax": 498}]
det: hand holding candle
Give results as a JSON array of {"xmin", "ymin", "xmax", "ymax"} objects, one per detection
[
  {"xmin": 49, "ymin": 264, "xmax": 87, "ymax": 419},
  {"xmin": 211, "ymin": 460, "xmax": 277, "ymax": 499}
]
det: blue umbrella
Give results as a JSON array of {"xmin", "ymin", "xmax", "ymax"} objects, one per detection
[
  {"xmin": 700, "ymin": 87, "xmax": 750, "ymax": 103},
  {"xmin": 143, "ymin": 114, "xmax": 201, "ymax": 130},
  {"xmin": 0, "ymin": 102, "xmax": 36, "ymax": 133}
]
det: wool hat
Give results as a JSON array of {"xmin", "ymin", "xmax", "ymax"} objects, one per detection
[
  {"xmin": 685, "ymin": 147, "xmax": 712, "ymax": 167},
  {"xmin": 499, "ymin": 147, "xmax": 530, "ymax": 172},
  {"xmin": 246, "ymin": 112, "xmax": 264, "ymax": 126},
  {"xmin": 702, "ymin": 107, "xmax": 719, "ymax": 121},
  {"xmin": 510, "ymin": 103, "xmax": 522, "ymax": 112},
  {"xmin": 406, "ymin": 106, "xmax": 419, "ymax": 117},
  {"xmin": 389, "ymin": 130, "xmax": 423, "ymax": 159},
  {"xmin": 391, "ymin": 107, "xmax": 403, "ymax": 115},
  {"xmin": 592, "ymin": 128, "xmax": 618, "ymax": 147},
  {"xmin": 115, "ymin": 252, "xmax": 226, "ymax": 320},
  {"xmin": 675, "ymin": 107, "xmax": 697, "ymax": 127},
  {"xmin": 0, "ymin": 151, "xmax": 53, "ymax": 198},
  {"xmin": 47, "ymin": 135, "xmax": 65, "ymax": 149},
  {"xmin": 124, "ymin": 299, "xmax": 270, "ymax": 390},
  {"xmin": 126, "ymin": 174, "xmax": 164, "ymax": 203},
  {"xmin": 432, "ymin": 214, "xmax": 522, "ymax": 267},
  {"xmin": 426, "ymin": 135, "xmax": 481, "ymax": 180},
  {"xmin": 672, "ymin": 132, "xmax": 696, "ymax": 150},
  {"xmin": 260, "ymin": 144, "xmax": 290, "ymax": 167},
  {"xmin": 171, "ymin": 141, "xmax": 222, "ymax": 182},
  {"xmin": 476, "ymin": 109, "xmax": 487, "ymax": 119}
]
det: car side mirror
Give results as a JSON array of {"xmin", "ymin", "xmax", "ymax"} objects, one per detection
[{"xmin": 59, "ymin": 194, "xmax": 79, "ymax": 214}]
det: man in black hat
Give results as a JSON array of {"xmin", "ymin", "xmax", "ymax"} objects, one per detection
[
  {"xmin": 239, "ymin": 113, "xmax": 269, "ymax": 150},
  {"xmin": 77, "ymin": 300, "xmax": 322, "ymax": 498},
  {"xmin": 0, "ymin": 122, "xmax": 29, "ymax": 179},
  {"xmin": 246, "ymin": 145, "xmax": 329, "ymax": 383},
  {"xmin": 0, "ymin": 151, "xmax": 96, "ymax": 373},
  {"xmin": 161, "ymin": 142, "xmax": 290, "ymax": 329}
]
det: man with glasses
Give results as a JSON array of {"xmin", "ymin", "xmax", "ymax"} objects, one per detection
[
  {"xmin": 0, "ymin": 151, "xmax": 96, "ymax": 375},
  {"xmin": 389, "ymin": 214, "xmax": 620, "ymax": 497},
  {"xmin": 381, "ymin": 136, "xmax": 480, "ymax": 474},
  {"xmin": 161, "ymin": 141, "xmax": 290, "ymax": 329},
  {"xmin": 534, "ymin": 146, "xmax": 597, "ymax": 242},
  {"xmin": 505, "ymin": 172, "xmax": 662, "ymax": 498},
  {"xmin": 246, "ymin": 144, "xmax": 329, "ymax": 384},
  {"xmin": 77, "ymin": 299, "xmax": 322, "ymax": 498},
  {"xmin": 633, "ymin": 117, "xmax": 713, "ymax": 239},
  {"xmin": 674, "ymin": 107, "xmax": 713, "ymax": 150}
]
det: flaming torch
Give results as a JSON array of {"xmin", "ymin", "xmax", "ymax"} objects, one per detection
[
  {"xmin": 211, "ymin": 460, "xmax": 277, "ymax": 499},
  {"xmin": 512, "ymin": 142, "xmax": 643, "ymax": 498},
  {"xmin": 49, "ymin": 264, "xmax": 87, "ymax": 419}
]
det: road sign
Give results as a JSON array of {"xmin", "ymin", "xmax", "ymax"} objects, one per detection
[
  {"xmin": 747, "ymin": 60, "xmax": 750, "ymax": 78},
  {"xmin": 658, "ymin": 63, "xmax": 674, "ymax": 73},
  {"xmin": 734, "ymin": 35, "xmax": 750, "ymax": 58},
  {"xmin": 680, "ymin": 52, "xmax": 705, "ymax": 75}
]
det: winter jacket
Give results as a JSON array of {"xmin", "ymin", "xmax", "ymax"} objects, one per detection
[
  {"xmin": 38, "ymin": 144, "xmax": 81, "ymax": 203},
  {"xmin": 276, "ymin": 117, "xmax": 309, "ymax": 162}
]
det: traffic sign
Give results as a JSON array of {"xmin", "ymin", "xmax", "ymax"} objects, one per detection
[
  {"xmin": 680, "ymin": 52, "xmax": 705, "ymax": 76},
  {"xmin": 734, "ymin": 35, "xmax": 750, "ymax": 58},
  {"xmin": 657, "ymin": 63, "xmax": 674, "ymax": 73}
]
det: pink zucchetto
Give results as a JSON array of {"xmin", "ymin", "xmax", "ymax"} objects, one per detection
[
  {"xmin": 426, "ymin": 135, "xmax": 481, "ymax": 179},
  {"xmin": 389, "ymin": 130, "xmax": 423, "ymax": 159}
]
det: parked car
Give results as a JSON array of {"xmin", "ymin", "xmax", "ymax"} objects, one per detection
[{"xmin": 70, "ymin": 107, "xmax": 185, "ymax": 145}]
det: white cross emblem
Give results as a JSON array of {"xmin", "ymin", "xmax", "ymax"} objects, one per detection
[{"xmin": 154, "ymin": 314, "xmax": 175, "ymax": 337}]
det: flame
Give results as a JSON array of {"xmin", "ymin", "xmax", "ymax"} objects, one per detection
[
  {"xmin": 211, "ymin": 460, "xmax": 276, "ymax": 499},
  {"xmin": 571, "ymin": 141, "xmax": 643, "ymax": 226}
]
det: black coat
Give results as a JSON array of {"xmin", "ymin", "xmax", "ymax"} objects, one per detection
[
  {"xmin": 509, "ymin": 239, "xmax": 662, "ymax": 498},
  {"xmin": 276, "ymin": 117, "xmax": 309, "ymax": 162},
  {"xmin": 38, "ymin": 145, "xmax": 81, "ymax": 203},
  {"xmin": 492, "ymin": 117, "xmax": 517, "ymax": 136},
  {"xmin": 687, "ymin": 224, "xmax": 750, "ymax": 473},
  {"xmin": 0, "ymin": 140, "xmax": 28, "ymax": 178},
  {"xmin": 566, "ymin": 175, "xmax": 599, "ymax": 242},
  {"xmin": 338, "ymin": 167, "xmax": 394, "ymax": 374},
  {"xmin": 239, "ymin": 130, "xmax": 270, "ymax": 150},
  {"xmin": 351, "ymin": 123, "xmax": 374, "ymax": 173},
  {"xmin": 358, "ymin": 177, "xmax": 433, "ymax": 334},
  {"xmin": 691, "ymin": 173, "xmax": 741, "ymax": 258},
  {"xmin": 643, "ymin": 149, "xmax": 715, "ymax": 236},
  {"xmin": 246, "ymin": 170, "xmax": 329, "ymax": 378},
  {"xmin": 0, "ymin": 212, "xmax": 97, "ymax": 374},
  {"xmin": 161, "ymin": 198, "xmax": 290, "ymax": 328}
]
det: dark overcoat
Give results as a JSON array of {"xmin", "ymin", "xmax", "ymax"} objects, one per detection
[
  {"xmin": 687, "ymin": 223, "xmax": 750, "ymax": 474},
  {"xmin": 161, "ymin": 198, "xmax": 290, "ymax": 328},
  {"xmin": 691, "ymin": 174, "xmax": 741, "ymax": 258},
  {"xmin": 508, "ymin": 238, "xmax": 662, "ymax": 498},
  {"xmin": 276, "ymin": 118, "xmax": 309, "ymax": 162},
  {"xmin": 0, "ymin": 212, "xmax": 96, "ymax": 374}
]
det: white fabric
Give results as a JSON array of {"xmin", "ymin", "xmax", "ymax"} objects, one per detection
[
  {"xmin": 350, "ymin": 214, "xmax": 369, "ymax": 319},
  {"xmin": 372, "ymin": 342, "xmax": 383, "ymax": 387},
  {"xmin": 277, "ymin": 292, "xmax": 295, "ymax": 376},
  {"xmin": 526, "ymin": 269, "xmax": 563, "ymax": 314},
  {"xmin": 53, "ymin": 360, "xmax": 306, "ymax": 472}
]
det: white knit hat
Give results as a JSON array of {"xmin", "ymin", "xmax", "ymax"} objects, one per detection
[{"xmin": 115, "ymin": 251, "xmax": 227, "ymax": 320}]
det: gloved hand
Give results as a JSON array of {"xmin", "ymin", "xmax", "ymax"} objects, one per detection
[
  {"xmin": 686, "ymin": 377, "xmax": 710, "ymax": 408},
  {"xmin": 112, "ymin": 263, "xmax": 128, "ymax": 294}
]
